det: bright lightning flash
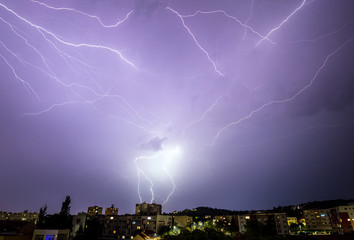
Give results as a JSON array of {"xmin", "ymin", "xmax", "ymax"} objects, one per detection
[{"xmin": 135, "ymin": 145, "xmax": 182, "ymax": 206}]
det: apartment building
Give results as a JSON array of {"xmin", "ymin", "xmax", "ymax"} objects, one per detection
[
  {"xmin": 87, "ymin": 206, "xmax": 103, "ymax": 216},
  {"xmin": 105, "ymin": 205, "xmax": 118, "ymax": 216},
  {"xmin": 238, "ymin": 213, "xmax": 289, "ymax": 235},
  {"xmin": 0, "ymin": 211, "xmax": 38, "ymax": 223},
  {"xmin": 303, "ymin": 209, "xmax": 332, "ymax": 231},
  {"xmin": 135, "ymin": 203, "xmax": 162, "ymax": 216}
]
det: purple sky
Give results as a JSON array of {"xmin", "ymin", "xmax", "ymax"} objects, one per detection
[{"xmin": 0, "ymin": 0, "xmax": 353, "ymax": 215}]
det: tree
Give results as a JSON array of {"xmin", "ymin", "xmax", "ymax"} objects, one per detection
[
  {"xmin": 60, "ymin": 196, "xmax": 71, "ymax": 217},
  {"xmin": 244, "ymin": 219, "xmax": 276, "ymax": 240},
  {"xmin": 164, "ymin": 228, "xmax": 236, "ymax": 240},
  {"xmin": 289, "ymin": 223, "xmax": 299, "ymax": 233},
  {"xmin": 37, "ymin": 204, "xmax": 48, "ymax": 228},
  {"xmin": 37, "ymin": 196, "xmax": 72, "ymax": 229},
  {"xmin": 58, "ymin": 196, "xmax": 72, "ymax": 229},
  {"xmin": 158, "ymin": 225, "xmax": 171, "ymax": 237}
]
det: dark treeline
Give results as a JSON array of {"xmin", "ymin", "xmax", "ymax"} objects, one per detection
[
  {"xmin": 37, "ymin": 196, "xmax": 72, "ymax": 230},
  {"xmin": 170, "ymin": 199, "xmax": 354, "ymax": 218}
]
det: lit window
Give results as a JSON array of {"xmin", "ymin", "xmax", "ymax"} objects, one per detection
[
  {"xmin": 147, "ymin": 217, "xmax": 151, "ymax": 220},
  {"xmin": 110, "ymin": 217, "xmax": 114, "ymax": 220},
  {"xmin": 137, "ymin": 226, "xmax": 140, "ymax": 229},
  {"xmin": 113, "ymin": 230, "xmax": 116, "ymax": 234},
  {"xmin": 45, "ymin": 235, "xmax": 55, "ymax": 240},
  {"xmin": 245, "ymin": 216, "xmax": 250, "ymax": 220},
  {"xmin": 132, "ymin": 221, "xmax": 136, "ymax": 224}
]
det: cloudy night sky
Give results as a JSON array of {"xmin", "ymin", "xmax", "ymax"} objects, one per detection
[{"xmin": 0, "ymin": 0, "xmax": 353, "ymax": 214}]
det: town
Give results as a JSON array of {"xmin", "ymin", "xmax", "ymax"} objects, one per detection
[{"xmin": 0, "ymin": 198, "xmax": 353, "ymax": 240}]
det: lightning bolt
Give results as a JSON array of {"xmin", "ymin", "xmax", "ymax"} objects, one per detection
[
  {"xmin": 0, "ymin": 52, "xmax": 39, "ymax": 100},
  {"xmin": 0, "ymin": 3, "xmax": 138, "ymax": 70},
  {"xmin": 0, "ymin": 3, "xmax": 157, "ymax": 132},
  {"xmin": 178, "ymin": 9, "xmax": 275, "ymax": 45},
  {"xmin": 163, "ymin": 163, "xmax": 176, "ymax": 206},
  {"xmin": 239, "ymin": 120, "xmax": 354, "ymax": 148},
  {"xmin": 30, "ymin": 0, "xmax": 134, "ymax": 28},
  {"xmin": 1, "ymin": 0, "xmax": 350, "ymax": 209},
  {"xmin": 242, "ymin": 0, "xmax": 255, "ymax": 41},
  {"xmin": 0, "ymin": 23, "xmax": 101, "ymax": 100},
  {"xmin": 209, "ymin": 37, "xmax": 353, "ymax": 146},
  {"xmin": 288, "ymin": 22, "xmax": 351, "ymax": 44},
  {"xmin": 134, "ymin": 147, "xmax": 180, "ymax": 205},
  {"xmin": 255, "ymin": 0, "xmax": 306, "ymax": 46},
  {"xmin": 166, "ymin": 7, "xmax": 224, "ymax": 77},
  {"xmin": 134, "ymin": 151, "xmax": 164, "ymax": 204},
  {"xmin": 182, "ymin": 91, "xmax": 228, "ymax": 139},
  {"xmin": 22, "ymin": 94, "xmax": 154, "ymax": 133}
]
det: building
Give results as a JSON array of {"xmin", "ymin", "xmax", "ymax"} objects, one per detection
[
  {"xmin": 87, "ymin": 206, "xmax": 103, "ymax": 216},
  {"xmin": 173, "ymin": 216, "xmax": 193, "ymax": 228},
  {"xmin": 156, "ymin": 215, "xmax": 172, "ymax": 233},
  {"xmin": 32, "ymin": 229, "xmax": 70, "ymax": 240},
  {"xmin": 0, "ymin": 220, "xmax": 36, "ymax": 240},
  {"xmin": 287, "ymin": 217, "xmax": 297, "ymax": 226},
  {"xmin": 258, "ymin": 213, "xmax": 289, "ymax": 235},
  {"xmin": 238, "ymin": 213, "xmax": 289, "ymax": 235},
  {"xmin": 328, "ymin": 205, "xmax": 354, "ymax": 234},
  {"xmin": 238, "ymin": 214, "xmax": 251, "ymax": 234},
  {"xmin": 71, "ymin": 213, "xmax": 87, "ymax": 239},
  {"xmin": 135, "ymin": 203, "xmax": 161, "ymax": 216},
  {"xmin": 303, "ymin": 209, "xmax": 332, "ymax": 232},
  {"xmin": 0, "ymin": 211, "xmax": 38, "ymax": 224},
  {"xmin": 102, "ymin": 214, "xmax": 172, "ymax": 239},
  {"xmin": 105, "ymin": 205, "xmax": 118, "ymax": 216},
  {"xmin": 337, "ymin": 205, "xmax": 354, "ymax": 231}
]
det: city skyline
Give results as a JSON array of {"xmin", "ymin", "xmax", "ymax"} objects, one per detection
[{"xmin": 0, "ymin": 0, "xmax": 353, "ymax": 215}]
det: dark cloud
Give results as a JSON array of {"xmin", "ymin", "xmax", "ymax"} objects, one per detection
[
  {"xmin": 0, "ymin": 0, "xmax": 353, "ymax": 214},
  {"xmin": 141, "ymin": 137, "xmax": 167, "ymax": 151}
]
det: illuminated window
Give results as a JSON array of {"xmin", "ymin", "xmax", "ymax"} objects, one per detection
[
  {"xmin": 147, "ymin": 222, "xmax": 149, "ymax": 224},
  {"xmin": 245, "ymin": 216, "xmax": 250, "ymax": 220},
  {"xmin": 113, "ymin": 230, "xmax": 116, "ymax": 234},
  {"xmin": 110, "ymin": 217, "xmax": 114, "ymax": 220},
  {"xmin": 45, "ymin": 235, "xmax": 55, "ymax": 240},
  {"xmin": 137, "ymin": 226, "xmax": 141, "ymax": 229},
  {"xmin": 147, "ymin": 217, "xmax": 151, "ymax": 220},
  {"xmin": 321, "ymin": 214, "xmax": 325, "ymax": 217}
]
